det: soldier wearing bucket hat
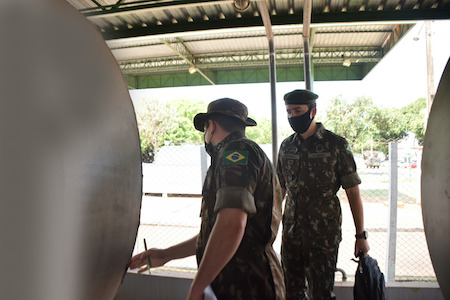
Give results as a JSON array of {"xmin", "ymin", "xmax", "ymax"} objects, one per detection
[
  {"xmin": 131, "ymin": 98, "xmax": 285, "ymax": 300},
  {"xmin": 277, "ymin": 89, "xmax": 370, "ymax": 300}
]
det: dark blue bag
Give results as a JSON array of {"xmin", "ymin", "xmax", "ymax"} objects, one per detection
[{"xmin": 353, "ymin": 252, "xmax": 386, "ymax": 300}]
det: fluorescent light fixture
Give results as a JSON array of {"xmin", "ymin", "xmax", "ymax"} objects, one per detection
[
  {"xmin": 343, "ymin": 59, "xmax": 351, "ymax": 67},
  {"xmin": 189, "ymin": 66, "xmax": 198, "ymax": 74}
]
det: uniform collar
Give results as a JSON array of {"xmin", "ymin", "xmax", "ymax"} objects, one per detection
[
  {"xmin": 314, "ymin": 123, "xmax": 325, "ymax": 140},
  {"xmin": 294, "ymin": 122, "xmax": 325, "ymax": 142},
  {"xmin": 213, "ymin": 131, "xmax": 245, "ymax": 154}
]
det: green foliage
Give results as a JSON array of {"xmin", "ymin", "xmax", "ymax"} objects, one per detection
[
  {"xmin": 135, "ymin": 95, "xmax": 426, "ymax": 162},
  {"xmin": 140, "ymin": 135, "xmax": 154, "ymax": 163},
  {"xmin": 400, "ymin": 97, "xmax": 427, "ymax": 145},
  {"xmin": 136, "ymin": 98, "xmax": 208, "ymax": 162},
  {"xmin": 136, "ymin": 99, "xmax": 176, "ymax": 162},
  {"xmin": 323, "ymin": 96, "xmax": 408, "ymax": 155},
  {"xmin": 246, "ymin": 116, "xmax": 273, "ymax": 144},
  {"xmin": 161, "ymin": 99, "xmax": 206, "ymax": 145}
]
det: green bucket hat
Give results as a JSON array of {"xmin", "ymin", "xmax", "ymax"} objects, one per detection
[{"xmin": 193, "ymin": 98, "xmax": 257, "ymax": 132}]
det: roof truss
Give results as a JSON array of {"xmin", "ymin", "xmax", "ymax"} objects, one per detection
[{"xmin": 66, "ymin": 0, "xmax": 450, "ymax": 88}]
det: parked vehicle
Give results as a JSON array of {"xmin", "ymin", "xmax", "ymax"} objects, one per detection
[{"xmin": 366, "ymin": 157, "xmax": 381, "ymax": 168}]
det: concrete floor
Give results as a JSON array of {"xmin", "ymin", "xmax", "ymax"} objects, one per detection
[{"xmin": 115, "ymin": 272, "xmax": 444, "ymax": 300}]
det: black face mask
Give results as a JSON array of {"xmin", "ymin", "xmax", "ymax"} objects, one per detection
[
  {"xmin": 204, "ymin": 127, "xmax": 215, "ymax": 156},
  {"xmin": 288, "ymin": 107, "xmax": 314, "ymax": 134}
]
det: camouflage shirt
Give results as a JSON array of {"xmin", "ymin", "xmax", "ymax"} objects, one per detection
[
  {"xmin": 277, "ymin": 123, "xmax": 361, "ymax": 250},
  {"xmin": 197, "ymin": 131, "xmax": 285, "ymax": 300}
]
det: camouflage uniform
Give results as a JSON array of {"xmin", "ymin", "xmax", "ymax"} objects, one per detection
[
  {"xmin": 277, "ymin": 123, "xmax": 361, "ymax": 300},
  {"xmin": 197, "ymin": 131, "xmax": 285, "ymax": 300}
]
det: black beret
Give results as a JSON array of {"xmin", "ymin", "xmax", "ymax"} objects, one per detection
[{"xmin": 283, "ymin": 89, "xmax": 318, "ymax": 105}]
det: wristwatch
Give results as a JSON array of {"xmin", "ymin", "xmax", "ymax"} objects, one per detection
[{"xmin": 355, "ymin": 231, "xmax": 368, "ymax": 240}]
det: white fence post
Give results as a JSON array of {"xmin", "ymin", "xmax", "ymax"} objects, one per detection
[{"xmin": 386, "ymin": 141, "xmax": 398, "ymax": 283}]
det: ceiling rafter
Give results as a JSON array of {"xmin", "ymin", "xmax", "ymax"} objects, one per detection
[
  {"xmin": 66, "ymin": 0, "xmax": 450, "ymax": 88},
  {"xmin": 107, "ymin": 28, "xmax": 396, "ymax": 52},
  {"xmin": 95, "ymin": 10, "xmax": 450, "ymax": 41},
  {"xmin": 118, "ymin": 47, "xmax": 383, "ymax": 75},
  {"xmin": 90, "ymin": 0, "xmax": 106, "ymax": 12},
  {"xmin": 160, "ymin": 37, "xmax": 215, "ymax": 84},
  {"xmin": 81, "ymin": 0, "xmax": 229, "ymax": 17}
]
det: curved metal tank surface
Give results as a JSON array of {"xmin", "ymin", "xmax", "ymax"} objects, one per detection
[
  {"xmin": 422, "ymin": 58, "xmax": 450, "ymax": 300},
  {"xmin": 0, "ymin": 1, "xmax": 142, "ymax": 300}
]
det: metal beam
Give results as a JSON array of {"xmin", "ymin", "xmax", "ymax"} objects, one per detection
[
  {"xmin": 90, "ymin": 0, "xmax": 106, "ymax": 11},
  {"xmin": 257, "ymin": 0, "xmax": 279, "ymax": 166},
  {"xmin": 381, "ymin": 23, "xmax": 413, "ymax": 56},
  {"xmin": 112, "ymin": 0, "xmax": 126, "ymax": 10},
  {"xmin": 303, "ymin": 0, "xmax": 313, "ymax": 90},
  {"xmin": 95, "ymin": 10, "xmax": 444, "ymax": 41},
  {"xmin": 160, "ymin": 38, "xmax": 215, "ymax": 85},
  {"xmin": 100, "ymin": 17, "xmax": 264, "ymax": 40},
  {"xmin": 107, "ymin": 29, "xmax": 397, "ymax": 49},
  {"xmin": 117, "ymin": 48, "xmax": 382, "ymax": 75},
  {"xmin": 82, "ymin": 0, "xmax": 232, "ymax": 18},
  {"xmin": 125, "ymin": 63, "xmax": 375, "ymax": 89}
]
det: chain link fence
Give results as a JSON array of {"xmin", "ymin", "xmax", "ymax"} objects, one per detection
[
  {"xmin": 336, "ymin": 137, "xmax": 434, "ymax": 282},
  {"xmin": 133, "ymin": 139, "xmax": 436, "ymax": 282}
]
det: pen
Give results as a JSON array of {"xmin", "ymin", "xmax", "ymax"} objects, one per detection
[{"xmin": 143, "ymin": 238, "xmax": 151, "ymax": 275}]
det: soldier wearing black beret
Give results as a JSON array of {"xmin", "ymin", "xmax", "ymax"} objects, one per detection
[{"xmin": 277, "ymin": 89, "xmax": 370, "ymax": 299}]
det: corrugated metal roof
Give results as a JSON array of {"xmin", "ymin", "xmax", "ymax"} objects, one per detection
[{"xmin": 66, "ymin": 0, "xmax": 450, "ymax": 87}]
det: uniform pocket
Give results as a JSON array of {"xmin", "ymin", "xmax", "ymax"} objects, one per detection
[
  {"xmin": 280, "ymin": 154, "xmax": 300, "ymax": 187},
  {"xmin": 307, "ymin": 196, "xmax": 342, "ymax": 249},
  {"xmin": 307, "ymin": 155, "xmax": 335, "ymax": 190}
]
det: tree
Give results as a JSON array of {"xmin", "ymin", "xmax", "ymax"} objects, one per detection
[
  {"xmin": 136, "ymin": 99, "xmax": 176, "ymax": 162},
  {"xmin": 161, "ymin": 99, "xmax": 206, "ymax": 145},
  {"xmin": 246, "ymin": 116, "xmax": 292, "ymax": 145},
  {"xmin": 161, "ymin": 100, "xmax": 281, "ymax": 146},
  {"xmin": 400, "ymin": 97, "xmax": 427, "ymax": 145},
  {"xmin": 246, "ymin": 116, "xmax": 273, "ymax": 144},
  {"xmin": 323, "ymin": 96, "xmax": 408, "ymax": 155}
]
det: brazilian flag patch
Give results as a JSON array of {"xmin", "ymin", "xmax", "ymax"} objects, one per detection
[
  {"xmin": 224, "ymin": 150, "xmax": 248, "ymax": 165},
  {"xmin": 345, "ymin": 143, "xmax": 353, "ymax": 154}
]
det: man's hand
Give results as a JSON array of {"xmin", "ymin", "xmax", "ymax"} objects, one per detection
[
  {"xmin": 186, "ymin": 286, "xmax": 204, "ymax": 300},
  {"xmin": 130, "ymin": 235, "xmax": 198, "ymax": 273},
  {"xmin": 355, "ymin": 238, "xmax": 370, "ymax": 257},
  {"xmin": 129, "ymin": 248, "xmax": 169, "ymax": 272}
]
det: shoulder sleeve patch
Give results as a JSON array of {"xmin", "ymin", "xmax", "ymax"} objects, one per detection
[
  {"xmin": 223, "ymin": 150, "xmax": 248, "ymax": 165},
  {"xmin": 345, "ymin": 143, "xmax": 353, "ymax": 154}
]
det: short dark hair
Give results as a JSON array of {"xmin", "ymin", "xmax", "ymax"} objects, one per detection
[{"xmin": 205, "ymin": 113, "xmax": 245, "ymax": 134}]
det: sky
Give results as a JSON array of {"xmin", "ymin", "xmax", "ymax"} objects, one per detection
[{"xmin": 129, "ymin": 20, "xmax": 450, "ymax": 129}]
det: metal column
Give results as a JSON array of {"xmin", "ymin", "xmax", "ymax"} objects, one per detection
[
  {"xmin": 258, "ymin": 1, "xmax": 278, "ymax": 165},
  {"xmin": 386, "ymin": 141, "xmax": 398, "ymax": 283},
  {"xmin": 303, "ymin": 0, "xmax": 313, "ymax": 90}
]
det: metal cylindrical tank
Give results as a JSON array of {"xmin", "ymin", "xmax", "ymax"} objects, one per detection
[
  {"xmin": 0, "ymin": 1, "xmax": 142, "ymax": 299},
  {"xmin": 422, "ymin": 58, "xmax": 450, "ymax": 300}
]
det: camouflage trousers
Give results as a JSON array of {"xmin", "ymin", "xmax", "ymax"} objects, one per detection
[{"xmin": 281, "ymin": 236, "xmax": 338, "ymax": 300}]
